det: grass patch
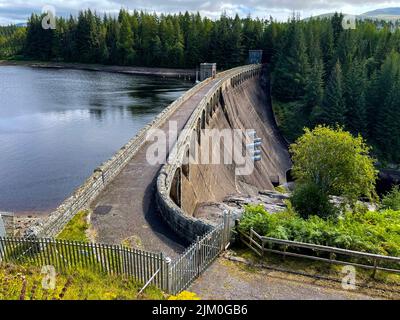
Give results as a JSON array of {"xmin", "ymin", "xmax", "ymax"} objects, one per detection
[
  {"xmin": 0, "ymin": 263, "xmax": 165, "ymax": 300},
  {"xmin": 57, "ymin": 210, "xmax": 90, "ymax": 242}
]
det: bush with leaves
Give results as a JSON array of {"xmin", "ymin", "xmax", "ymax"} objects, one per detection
[
  {"xmin": 289, "ymin": 126, "xmax": 378, "ymax": 217},
  {"xmin": 290, "ymin": 182, "xmax": 337, "ymax": 219},
  {"xmin": 381, "ymin": 186, "xmax": 400, "ymax": 211},
  {"xmin": 238, "ymin": 205, "xmax": 400, "ymax": 257}
]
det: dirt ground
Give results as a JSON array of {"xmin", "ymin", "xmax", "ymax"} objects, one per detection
[{"xmin": 189, "ymin": 257, "xmax": 393, "ymax": 300}]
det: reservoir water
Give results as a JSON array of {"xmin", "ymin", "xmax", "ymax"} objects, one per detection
[{"xmin": 0, "ymin": 66, "xmax": 192, "ymax": 215}]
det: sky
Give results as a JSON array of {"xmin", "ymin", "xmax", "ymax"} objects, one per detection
[{"xmin": 1, "ymin": 0, "xmax": 400, "ymax": 25}]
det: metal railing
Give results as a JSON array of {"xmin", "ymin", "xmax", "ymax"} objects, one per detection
[
  {"xmin": 0, "ymin": 212, "xmax": 233, "ymax": 294},
  {"xmin": 238, "ymin": 227, "xmax": 400, "ymax": 278},
  {"xmin": 0, "ymin": 237, "xmax": 168, "ymax": 290},
  {"xmin": 168, "ymin": 212, "xmax": 232, "ymax": 294}
]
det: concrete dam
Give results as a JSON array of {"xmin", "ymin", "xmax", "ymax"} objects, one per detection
[
  {"xmin": 178, "ymin": 67, "xmax": 292, "ymax": 217},
  {"xmin": 28, "ymin": 64, "xmax": 292, "ymax": 257}
]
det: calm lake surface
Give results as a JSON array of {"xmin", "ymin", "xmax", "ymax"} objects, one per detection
[{"xmin": 0, "ymin": 66, "xmax": 192, "ymax": 215}]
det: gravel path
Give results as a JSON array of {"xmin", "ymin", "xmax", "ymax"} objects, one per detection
[{"xmin": 189, "ymin": 258, "xmax": 381, "ymax": 300}]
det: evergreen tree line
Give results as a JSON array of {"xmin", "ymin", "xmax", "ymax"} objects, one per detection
[
  {"xmin": 2, "ymin": 11, "xmax": 400, "ymax": 163},
  {"xmin": 271, "ymin": 13, "xmax": 400, "ymax": 164},
  {"xmin": 0, "ymin": 25, "xmax": 26, "ymax": 58},
  {"xmin": 20, "ymin": 9, "xmax": 270, "ymax": 69}
]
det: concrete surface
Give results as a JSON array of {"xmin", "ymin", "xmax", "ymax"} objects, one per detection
[{"xmin": 189, "ymin": 258, "xmax": 381, "ymax": 300}]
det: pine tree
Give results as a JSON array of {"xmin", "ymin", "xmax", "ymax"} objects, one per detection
[
  {"xmin": 75, "ymin": 10, "xmax": 97, "ymax": 62},
  {"xmin": 24, "ymin": 13, "xmax": 54, "ymax": 60},
  {"xmin": 374, "ymin": 78, "xmax": 400, "ymax": 162},
  {"xmin": 117, "ymin": 12, "xmax": 135, "ymax": 65},
  {"xmin": 105, "ymin": 16, "xmax": 119, "ymax": 64},
  {"xmin": 317, "ymin": 61, "xmax": 346, "ymax": 126},
  {"xmin": 331, "ymin": 12, "xmax": 344, "ymax": 46},
  {"xmin": 182, "ymin": 15, "xmax": 200, "ymax": 67},
  {"xmin": 321, "ymin": 21, "xmax": 335, "ymax": 79},
  {"xmin": 373, "ymin": 51, "xmax": 400, "ymax": 161},
  {"xmin": 306, "ymin": 58, "xmax": 324, "ymax": 121},
  {"xmin": 229, "ymin": 14, "xmax": 244, "ymax": 67},
  {"xmin": 272, "ymin": 16, "xmax": 310, "ymax": 101},
  {"xmin": 344, "ymin": 59, "xmax": 367, "ymax": 136}
]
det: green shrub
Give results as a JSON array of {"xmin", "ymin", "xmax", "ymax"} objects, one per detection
[
  {"xmin": 381, "ymin": 186, "xmax": 400, "ymax": 211},
  {"xmin": 290, "ymin": 182, "xmax": 336, "ymax": 219},
  {"xmin": 238, "ymin": 205, "xmax": 400, "ymax": 256},
  {"xmin": 290, "ymin": 126, "xmax": 378, "ymax": 205}
]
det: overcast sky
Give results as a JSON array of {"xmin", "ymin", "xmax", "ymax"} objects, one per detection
[{"xmin": 1, "ymin": 0, "xmax": 400, "ymax": 25}]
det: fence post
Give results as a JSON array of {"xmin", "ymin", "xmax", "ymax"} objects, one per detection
[
  {"xmin": 261, "ymin": 239, "xmax": 265, "ymax": 257},
  {"xmin": 165, "ymin": 256, "xmax": 172, "ymax": 293},
  {"xmin": 372, "ymin": 258, "xmax": 378, "ymax": 279},
  {"xmin": 234, "ymin": 219, "xmax": 240, "ymax": 244},
  {"xmin": 0, "ymin": 238, "xmax": 4, "ymax": 262},
  {"xmin": 222, "ymin": 211, "xmax": 228, "ymax": 250},
  {"xmin": 250, "ymin": 228, "xmax": 254, "ymax": 248},
  {"xmin": 196, "ymin": 236, "xmax": 201, "ymax": 276}
]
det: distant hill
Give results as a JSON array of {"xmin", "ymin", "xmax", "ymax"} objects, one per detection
[
  {"xmin": 306, "ymin": 7, "xmax": 400, "ymax": 21},
  {"xmin": 304, "ymin": 13, "xmax": 347, "ymax": 21},
  {"xmin": 363, "ymin": 7, "xmax": 400, "ymax": 17}
]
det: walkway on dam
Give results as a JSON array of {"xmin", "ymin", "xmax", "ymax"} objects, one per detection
[{"xmin": 90, "ymin": 77, "xmax": 221, "ymax": 258}]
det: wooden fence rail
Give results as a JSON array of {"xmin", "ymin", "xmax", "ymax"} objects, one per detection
[{"xmin": 238, "ymin": 227, "xmax": 400, "ymax": 278}]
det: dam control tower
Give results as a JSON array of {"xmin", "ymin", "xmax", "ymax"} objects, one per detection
[
  {"xmin": 249, "ymin": 50, "xmax": 263, "ymax": 64},
  {"xmin": 200, "ymin": 63, "xmax": 217, "ymax": 81}
]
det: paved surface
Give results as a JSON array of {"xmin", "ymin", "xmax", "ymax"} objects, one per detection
[
  {"xmin": 90, "ymin": 78, "xmax": 220, "ymax": 258},
  {"xmin": 189, "ymin": 258, "xmax": 381, "ymax": 300}
]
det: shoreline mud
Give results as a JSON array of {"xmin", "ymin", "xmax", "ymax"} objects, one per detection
[{"xmin": 0, "ymin": 60, "xmax": 196, "ymax": 80}]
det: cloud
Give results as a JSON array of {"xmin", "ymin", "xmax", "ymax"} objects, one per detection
[{"xmin": 1, "ymin": 0, "xmax": 400, "ymax": 24}]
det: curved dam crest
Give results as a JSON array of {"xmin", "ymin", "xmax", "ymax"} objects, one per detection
[{"xmin": 28, "ymin": 65, "xmax": 291, "ymax": 257}]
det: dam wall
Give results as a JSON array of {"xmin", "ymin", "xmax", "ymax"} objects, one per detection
[{"xmin": 156, "ymin": 65, "xmax": 292, "ymax": 243}]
